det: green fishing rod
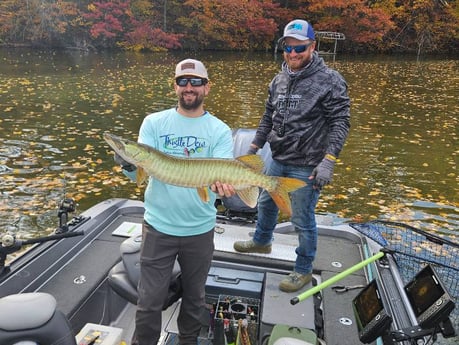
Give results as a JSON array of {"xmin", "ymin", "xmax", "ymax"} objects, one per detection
[{"xmin": 290, "ymin": 250, "xmax": 386, "ymax": 305}]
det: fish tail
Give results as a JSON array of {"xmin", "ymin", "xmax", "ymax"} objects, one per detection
[{"xmin": 269, "ymin": 177, "xmax": 307, "ymax": 217}]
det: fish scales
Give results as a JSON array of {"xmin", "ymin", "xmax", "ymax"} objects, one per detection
[
  {"xmin": 103, "ymin": 132, "xmax": 306, "ymax": 216},
  {"xmin": 144, "ymin": 155, "xmax": 275, "ymax": 191}
]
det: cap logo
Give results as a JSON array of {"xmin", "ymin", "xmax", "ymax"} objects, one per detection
[
  {"xmin": 181, "ymin": 62, "xmax": 195, "ymax": 71},
  {"xmin": 287, "ymin": 23, "xmax": 303, "ymax": 31}
]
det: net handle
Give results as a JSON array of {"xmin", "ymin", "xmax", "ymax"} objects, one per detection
[{"xmin": 290, "ymin": 251, "xmax": 385, "ymax": 305}]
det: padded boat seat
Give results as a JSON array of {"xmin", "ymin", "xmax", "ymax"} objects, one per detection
[
  {"xmin": 219, "ymin": 128, "xmax": 272, "ymax": 216},
  {"xmin": 108, "ymin": 234, "xmax": 182, "ymax": 309},
  {"xmin": 0, "ymin": 292, "xmax": 76, "ymax": 345}
]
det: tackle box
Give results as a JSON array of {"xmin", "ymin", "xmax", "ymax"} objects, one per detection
[
  {"xmin": 211, "ymin": 294, "xmax": 260, "ymax": 345},
  {"xmin": 205, "ymin": 266, "xmax": 264, "ymax": 301}
]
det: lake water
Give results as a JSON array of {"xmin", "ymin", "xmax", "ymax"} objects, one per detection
[{"xmin": 0, "ymin": 49, "xmax": 457, "ymax": 240}]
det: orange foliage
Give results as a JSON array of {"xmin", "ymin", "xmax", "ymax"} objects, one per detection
[
  {"xmin": 308, "ymin": 0, "xmax": 395, "ymax": 49},
  {"xmin": 180, "ymin": 0, "xmax": 279, "ymax": 50},
  {"xmin": 0, "ymin": 0, "xmax": 457, "ymax": 52}
]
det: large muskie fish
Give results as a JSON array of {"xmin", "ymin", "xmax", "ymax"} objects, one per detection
[{"xmin": 104, "ymin": 132, "xmax": 306, "ymax": 216}]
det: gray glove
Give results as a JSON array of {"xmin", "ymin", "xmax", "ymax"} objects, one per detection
[
  {"xmin": 311, "ymin": 157, "xmax": 336, "ymax": 189},
  {"xmin": 114, "ymin": 153, "xmax": 136, "ymax": 172}
]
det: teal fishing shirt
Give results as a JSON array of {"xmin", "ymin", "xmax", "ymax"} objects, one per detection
[{"xmin": 134, "ymin": 108, "xmax": 233, "ymax": 236}]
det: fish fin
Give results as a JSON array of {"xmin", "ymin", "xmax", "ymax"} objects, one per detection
[
  {"xmin": 236, "ymin": 155, "xmax": 265, "ymax": 172},
  {"xmin": 236, "ymin": 187, "xmax": 260, "ymax": 208},
  {"xmin": 136, "ymin": 167, "xmax": 148, "ymax": 187},
  {"xmin": 269, "ymin": 177, "xmax": 307, "ymax": 217},
  {"xmin": 197, "ymin": 187, "xmax": 210, "ymax": 203}
]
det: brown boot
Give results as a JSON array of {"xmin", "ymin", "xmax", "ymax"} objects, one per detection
[
  {"xmin": 279, "ymin": 272, "xmax": 312, "ymax": 292},
  {"xmin": 233, "ymin": 239, "xmax": 272, "ymax": 254}
]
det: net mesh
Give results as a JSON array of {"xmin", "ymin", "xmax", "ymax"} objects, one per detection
[{"xmin": 349, "ymin": 220, "xmax": 458, "ymax": 326}]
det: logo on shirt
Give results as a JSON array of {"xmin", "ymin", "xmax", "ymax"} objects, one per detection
[
  {"xmin": 278, "ymin": 94, "xmax": 301, "ymax": 114},
  {"xmin": 160, "ymin": 134, "xmax": 207, "ymax": 156}
]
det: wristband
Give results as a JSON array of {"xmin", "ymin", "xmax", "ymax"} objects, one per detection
[{"xmin": 325, "ymin": 154, "xmax": 337, "ymax": 161}]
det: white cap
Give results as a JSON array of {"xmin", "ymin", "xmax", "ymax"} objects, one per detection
[{"xmin": 175, "ymin": 59, "xmax": 208, "ymax": 79}]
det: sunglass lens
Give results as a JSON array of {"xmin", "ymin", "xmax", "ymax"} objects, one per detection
[
  {"xmin": 176, "ymin": 78, "xmax": 206, "ymax": 86},
  {"xmin": 295, "ymin": 45, "xmax": 307, "ymax": 53},
  {"xmin": 176, "ymin": 78, "xmax": 188, "ymax": 86},
  {"xmin": 284, "ymin": 44, "xmax": 308, "ymax": 54},
  {"xmin": 190, "ymin": 78, "xmax": 204, "ymax": 86}
]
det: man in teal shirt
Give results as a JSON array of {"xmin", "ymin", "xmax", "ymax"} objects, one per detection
[{"xmin": 117, "ymin": 59, "xmax": 235, "ymax": 345}]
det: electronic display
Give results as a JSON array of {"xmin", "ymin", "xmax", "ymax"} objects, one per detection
[
  {"xmin": 404, "ymin": 264, "xmax": 455, "ymax": 328},
  {"xmin": 352, "ymin": 279, "xmax": 392, "ymax": 343}
]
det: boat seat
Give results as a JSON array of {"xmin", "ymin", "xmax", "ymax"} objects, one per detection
[
  {"xmin": 219, "ymin": 128, "xmax": 272, "ymax": 216},
  {"xmin": 108, "ymin": 234, "xmax": 182, "ymax": 309},
  {"xmin": 0, "ymin": 292, "xmax": 76, "ymax": 345}
]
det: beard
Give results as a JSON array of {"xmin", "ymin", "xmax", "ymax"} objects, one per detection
[{"xmin": 178, "ymin": 91, "xmax": 204, "ymax": 110}]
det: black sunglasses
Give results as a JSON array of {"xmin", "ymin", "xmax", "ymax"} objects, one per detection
[
  {"xmin": 283, "ymin": 42, "xmax": 314, "ymax": 54},
  {"xmin": 175, "ymin": 77, "xmax": 208, "ymax": 87}
]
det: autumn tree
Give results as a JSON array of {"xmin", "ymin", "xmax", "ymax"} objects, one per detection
[
  {"xmin": 377, "ymin": 0, "xmax": 459, "ymax": 54},
  {"xmin": 120, "ymin": 21, "xmax": 183, "ymax": 51},
  {"xmin": 82, "ymin": 0, "xmax": 132, "ymax": 48},
  {"xmin": 305, "ymin": 0, "xmax": 395, "ymax": 51},
  {"xmin": 179, "ymin": 0, "xmax": 279, "ymax": 50},
  {"xmin": 0, "ymin": 0, "xmax": 80, "ymax": 47},
  {"xmin": 0, "ymin": 0, "xmax": 457, "ymax": 53},
  {"xmin": 82, "ymin": 0, "xmax": 182, "ymax": 51}
]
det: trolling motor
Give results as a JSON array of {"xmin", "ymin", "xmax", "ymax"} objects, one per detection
[{"xmin": 0, "ymin": 197, "xmax": 85, "ymax": 276}]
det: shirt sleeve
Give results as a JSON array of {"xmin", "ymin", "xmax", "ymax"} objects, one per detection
[{"xmin": 211, "ymin": 124, "xmax": 234, "ymax": 159}]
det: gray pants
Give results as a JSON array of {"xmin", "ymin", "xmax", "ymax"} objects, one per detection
[{"xmin": 134, "ymin": 222, "xmax": 214, "ymax": 345}]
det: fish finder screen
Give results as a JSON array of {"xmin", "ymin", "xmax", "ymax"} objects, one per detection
[
  {"xmin": 353, "ymin": 280, "xmax": 383, "ymax": 328},
  {"xmin": 405, "ymin": 265, "xmax": 444, "ymax": 317},
  {"xmin": 353, "ymin": 279, "xmax": 392, "ymax": 343}
]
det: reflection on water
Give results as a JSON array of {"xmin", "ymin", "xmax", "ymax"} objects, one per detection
[{"xmin": 0, "ymin": 49, "xmax": 457, "ymax": 239}]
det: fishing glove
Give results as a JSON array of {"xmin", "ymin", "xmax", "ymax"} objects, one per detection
[
  {"xmin": 114, "ymin": 153, "xmax": 136, "ymax": 172},
  {"xmin": 311, "ymin": 155, "xmax": 336, "ymax": 189}
]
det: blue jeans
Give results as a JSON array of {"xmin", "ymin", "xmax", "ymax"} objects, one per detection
[{"xmin": 253, "ymin": 159, "xmax": 320, "ymax": 275}]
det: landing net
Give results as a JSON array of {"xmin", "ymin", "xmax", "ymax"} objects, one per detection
[{"xmin": 349, "ymin": 220, "xmax": 458, "ymax": 326}]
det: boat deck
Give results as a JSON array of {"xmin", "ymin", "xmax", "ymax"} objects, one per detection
[
  {"xmin": 0, "ymin": 199, "xmax": 373, "ymax": 345},
  {"xmin": 109, "ymin": 221, "xmax": 364, "ymax": 345},
  {"xmin": 111, "ymin": 221, "xmax": 369, "ymax": 345}
]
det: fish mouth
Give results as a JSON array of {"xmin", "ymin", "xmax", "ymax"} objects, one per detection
[{"xmin": 103, "ymin": 132, "xmax": 125, "ymax": 152}]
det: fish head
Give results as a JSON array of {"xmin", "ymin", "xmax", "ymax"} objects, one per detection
[{"xmin": 103, "ymin": 132, "xmax": 137, "ymax": 164}]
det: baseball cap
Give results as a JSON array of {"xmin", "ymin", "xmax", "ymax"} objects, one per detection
[
  {"xmin": 278, "ymin": 19, "xmax": 315, "ymax": 44},
  {"xmin": 175, "ymin": 59, "xmax": 208, "ymax": 79}
]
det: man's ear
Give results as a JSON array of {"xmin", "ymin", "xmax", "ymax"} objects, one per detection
[{"xmin": 204, "ymin": 82, "xmax": 211, "ymax": 95}]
